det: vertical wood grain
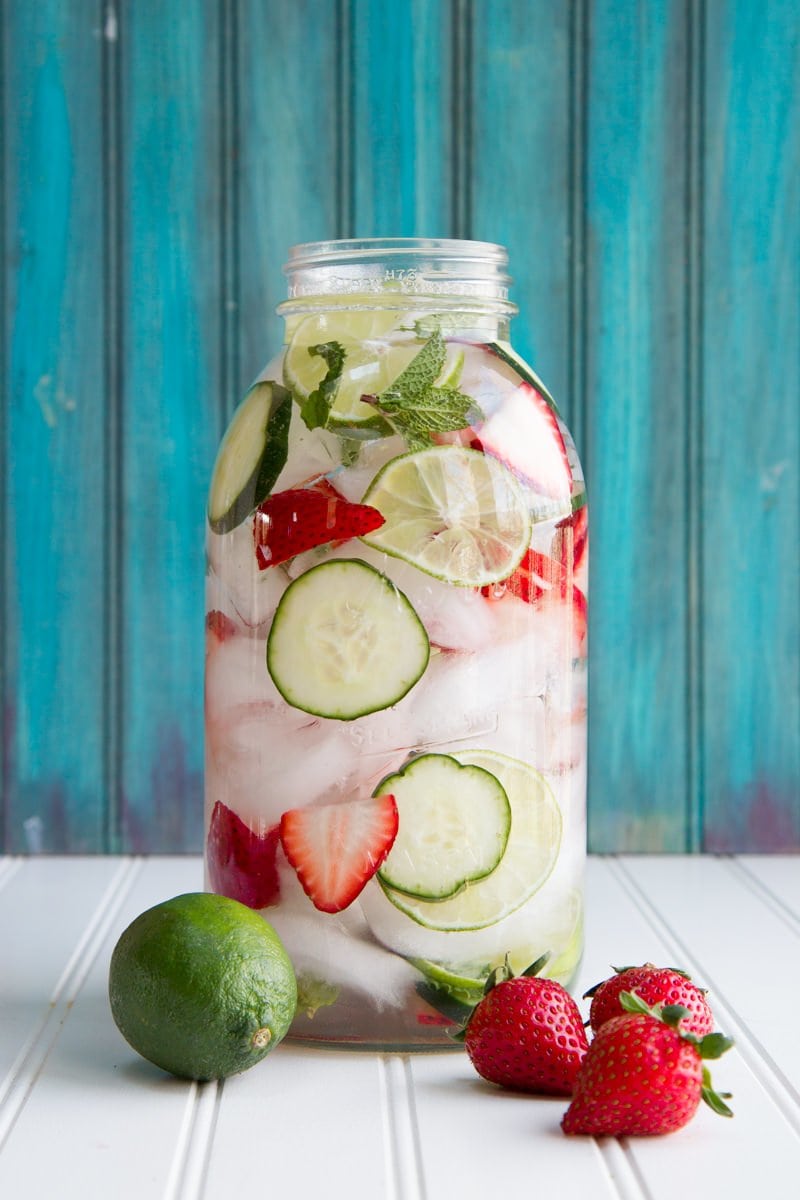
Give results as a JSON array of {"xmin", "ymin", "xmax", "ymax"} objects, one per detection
[
  {"xmin": 118, "ymin": 0, "xmax": 222, "ymax": 851},
  {"xmin": 2, "ymin": 0, "xmax": 799, "ymax": 854},
  {"xmin": 584, "ymin": 0, "xmax": 694, "ymax": 851},
  {"xmin": 2, "ymin": 1, "xmax": 106, "ymax": 851},
  {"xmin": 350, "ymin": 0, "xmax": 453, "ymax": 235},
  {"xmin": 700, "ymin": 0, "xmax": 800, "ymax": 850},
  {"xmin": 470, "ymin": 0, "xmax": 575, "ymax": 409},
  {"xmin": 236, "ymin": 0, "xmax": 342, "ymax": 391}
]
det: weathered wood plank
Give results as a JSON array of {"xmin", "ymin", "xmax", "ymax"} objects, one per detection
[
  {"xmin": 583, "ymin": 0, "xmax": 694, "ymax": 850},
  {"xmin": 470, "ymin": 0, "xmax": 575, "ymax": 409},
  {"xmin": 2, "ymin": 0, "xmax": 106, "ymax": 851},
  {"xmin": 118, "ymin": 0, "xmax": 223, "ymax": 851},
  {"xmin": 350, "ymin": 0, "xmax": 453, "ymax": 235},
  {"xmin": 700, "ymin": 0, "xmax": 800, "ymax": 850},
  {"xmin": 236, "ymin": 0, "xmax": 342, "ymax": 393}
]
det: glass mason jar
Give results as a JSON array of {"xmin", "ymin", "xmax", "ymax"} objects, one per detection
[{"xmin": 204, "ymin": 239, "xmax": 587, "ymax": 1049}]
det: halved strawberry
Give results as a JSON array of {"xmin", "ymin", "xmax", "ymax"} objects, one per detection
[
  {"xmin": 473, "ymin": 382, "xmax": 571, "ymax": 499},
  {"xmin": 253, "ymin": 480, "xmax": 385, "ymax": 569},
  {"xmin": 280, "ymin": 794, "xmax": 399, "ymax": 913},
  {"xmin": 206, "ymin": 800, "xmax": 281, "ymax": 909}
]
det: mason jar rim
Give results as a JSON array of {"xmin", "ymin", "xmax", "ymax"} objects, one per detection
[
  {"xmin": 280, "ymin": 237, "xmax": 516, "ymax": 313},
  {"xmin": 283, "ymin": 237, "xmax": 510, "ymax": 266}
]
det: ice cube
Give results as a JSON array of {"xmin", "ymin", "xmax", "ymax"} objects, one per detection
[
  {"xmin": 206, "ymin": 523, "xmax": 289, "ymax": 629},
  {"xmin": 267, "ymin": 906, "xmax": 417, "ymax": 1009}
]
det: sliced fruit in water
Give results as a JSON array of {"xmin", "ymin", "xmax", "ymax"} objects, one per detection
[
  {"xmin": 208, "ymin": 380, "xmax": 293, "ymax": 533},
  {"xmin": 474, "ymin": 380, "xmax": 572, "ymax": 500},
  {"xmin": 361, "ymin": 445, "xmax": 532, "ymax": 587},
  {"xmin": 253, "ymin": 480, "xmax": 385, "ymax": 568},
  {"xmin": 280, "ymin": 792, "xmax": 399, "ymax": 913},
  {"xmin": 486, "ymin": 340, "xmax": 558, "ymax": 410},
  {"xmin": 284, "ymin": 309, "xmax": 412, "ymax": 428},
  {"xmin": 206, "ymin": 801, "xmax": 282, "ymax": 910},
  {"xmin": 375, "ymin": 753, "xmax": 511, "ymax": 900},
  {"xmin": 409, "ymin": 956, "xmax": 488, "ymax": 1006},
  {"xmin": 266, "ymin": 558, "xmax": 430, "ymax": 719},
  {"xmin": 379, "ymin": 750, "xmax": 562, "ymax": 931}
]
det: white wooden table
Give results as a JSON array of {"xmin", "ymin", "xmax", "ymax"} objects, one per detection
[{"xmin": 1, "ymin": 855, "xmax": 798, "ymax": 1198}]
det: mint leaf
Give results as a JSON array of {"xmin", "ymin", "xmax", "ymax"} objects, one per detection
[
  {"xmin": 300, "ymin": 341, "xmax": 346, "ymax": 430},
  {"xmin": 366, "ymin": 332, "xmax": 482, "ymax": 449},
  {"xmin": 382, "ymin": 330, "xmax": 446, "ymax": 402}
]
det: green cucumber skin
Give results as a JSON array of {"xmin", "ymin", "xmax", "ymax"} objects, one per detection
[
  {"xmin": 374, "ymin": 753, "xmax": 511, "ymax": 901},
  {"xmin": 208, "ymin": 381, "xmax": 293, "ymax": 535},
  {"xmin": 265, "ymin": 558, "xmax": 430, "ymax": 722}
]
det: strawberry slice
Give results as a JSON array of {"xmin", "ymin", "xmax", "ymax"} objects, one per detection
[
  {"xmin": 253, "ymin": 480, "xmax": 385, "ymax": 569},
  {"xmin": 553, "ymin": 504, "xmax": 588, "ymax": 574},
  {"xmin": 473, "ymin": 382, "xmax": 571, "ymax": 499},
  {"xmin": 280, "ymin": 794, "xmax": 399, "ymax": 913},
  {"xmin": 206, "ymin": 800, "xmax": 282, "ymax": 909},
  {"xmin": 482, "ymin": 550, "xmax": 587, "ymax": 651}
]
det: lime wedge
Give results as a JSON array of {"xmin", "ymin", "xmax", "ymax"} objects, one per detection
[
  {"xmin": 379, "ymin": 750, "xmax": 562, "ymax": 931},
  {"xmin": 361, "ymin": 446, "xmax": 532, "ymax": 587},
  {"xmin": 284, "ymin": 310, "xmax": 414, "ymax": 428}
]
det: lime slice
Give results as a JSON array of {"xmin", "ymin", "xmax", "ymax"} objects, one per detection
[
  {"xmin": 284, "ymin": 310, "xmax": 415, "ymax": 427},
  {"xmin": 380, "ymin": 750, "xmax": 561, "ymax": 931},
  {"xmin": 408, "ymin": 957, "xmax": 487, "ymax": 1006},
  {"xmin": 361, "ymin": 446, "xmax": 532, "ymax": 587}
]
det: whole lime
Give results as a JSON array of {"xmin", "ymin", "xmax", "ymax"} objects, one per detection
[{"xmin": 108, "ymin": 892, "xmax": 297, "ymax": 1081}]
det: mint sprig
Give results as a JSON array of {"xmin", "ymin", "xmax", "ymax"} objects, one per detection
[
  {"xmin": 363, "ymin": 330, "xmax": 482, "ymax": 449},
  {"xmin": 300, "ymin": 341, "xmax": 346, "ymax": 430}
]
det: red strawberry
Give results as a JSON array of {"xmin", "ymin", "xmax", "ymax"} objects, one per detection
[
  {"xmin": 562, "ymin": 991, "xmax": 733, "ymax": 1136},
  {"xmin": 280, "ymin": 794, "xmax": 399, "ymax": 913},
  {"xmin": 253, "ymin": 480, "xmax": 385, "ymax": 568},
  {"xmin": 481, "ymin": 550, "xmax": 587, "ymax": 651},
  {"xmin": 554, "ymin": 504, "xmax": 588, "ymax": 574},
  {"xmin": 473, "ymin": 381, "xmax": 571, "ymax": 499},
  {"xmin": 205, "ymin": 609, "xmax": 238, "ymax": 644},
  {"xmin": 585, "ymin": 963, "xmax": 714, "ymax": 1038},
  {"xmin": 206, "ymin": 800, "xmax": 281, "ymax": 909},
  {"xmin": 458, "ymin": 956, "xmax": 588, "ymax": 1096}
]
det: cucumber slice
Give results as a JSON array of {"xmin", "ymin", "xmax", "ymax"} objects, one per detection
[
  {"xmin": 375, "ymin": 754, "xmax": 510, "ymax": 900},
  {"xmin": 379, "ymin": 749, "xmax": 561, "ymax": 931},
  {"xmin": 208, "ymin": 381, "xmax": 293, "ymax": 533},
  {"xmin": 266, "ymin": 558, "xmax": 429, "ymax": 720}
]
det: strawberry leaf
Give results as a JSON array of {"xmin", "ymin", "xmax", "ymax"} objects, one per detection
[
  {"xmin": 699, "ymin": 1032, "xmax": 735, "ymax": 1060},
  {"xmin": 702, "ymin": 1066, "xmax": 735, "ymax": 1117},
  {"xmin": 521, "ymin": 951, "xmax": 552, "ymax": 979},
  {"xmin": 618, "ymin": 989, "xmax": 657, "ymax": 1017}
]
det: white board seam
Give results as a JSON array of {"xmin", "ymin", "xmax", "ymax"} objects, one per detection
[
  {"xmin": 724, "ymin": 857, "xmax": 800, "ymax": 934},
  {"xmin": 595, "ymin": 1136, "xmax": 652, "ymax": 1199},
  {"xmin": 0, "ymin": 856, "xmax": 143, "ymax": 1153},
  {"xmin": 379, "ymin": 1055, "xmax": 427, "ymax": 1200},
  {"xmin": 161, "ymin": 1079, "xmax": 222, "ymax": 1200},
  {"xmin": 0, "ymin": 858, "xmax": 22, "ymax": 893}
]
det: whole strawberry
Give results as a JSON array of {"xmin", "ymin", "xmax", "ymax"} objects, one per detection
[
  {"xmin": 585, "ymin": 963, "xmax": 714, "ymax": 1037},
  {"xmin": 562, "ymin": 991, "xmax": 733, "ymax": 1136},
  {"xmin": 458, "ymin": 955, "xmax": 588, "ymax": 1096}
]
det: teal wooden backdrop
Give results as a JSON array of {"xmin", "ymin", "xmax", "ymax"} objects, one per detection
[{"xmin": 2, "ymin": 0, "xmax": 798, "ymax": 853}]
